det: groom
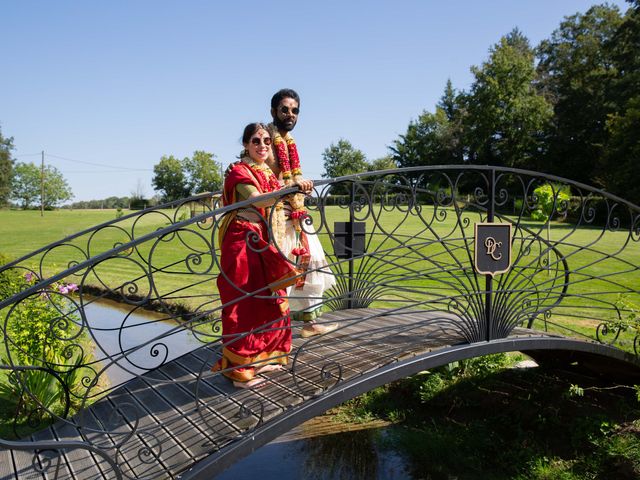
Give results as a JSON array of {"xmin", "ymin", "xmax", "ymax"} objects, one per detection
[{"xmin": 267, "ymin": 88, "xmax": 338, "ymax": 338}]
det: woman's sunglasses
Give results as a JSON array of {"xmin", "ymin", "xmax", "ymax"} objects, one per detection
[
  {"xmin": 251, "ymin": 137, "xmax": 272, "ymax": 146},
  {"xmin": 280, "ymin": 106, "xmax": 300, "ymax": 115}
]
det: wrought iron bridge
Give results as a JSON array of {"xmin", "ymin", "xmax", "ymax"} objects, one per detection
[{"xmin": 1, "ymin": 166, "xmax": 640, "ymax": 479}]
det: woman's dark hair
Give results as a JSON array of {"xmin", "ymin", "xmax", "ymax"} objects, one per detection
[
  {"xmin": 270, "ymin": 88, "xmax": 300, "ymax": 110},
  {"xmin": 241, "ymin": 122, "xmax": 270, "ymax": 145}
]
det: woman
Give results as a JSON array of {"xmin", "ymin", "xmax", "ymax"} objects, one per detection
[{"xmin": 213, "ymin": 123, "xmax": 299, "ymax": 388}]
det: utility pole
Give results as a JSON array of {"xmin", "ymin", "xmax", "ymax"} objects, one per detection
[{"xmin": 41, "ymin": 150, "xmax": 44, "ymax": 217}]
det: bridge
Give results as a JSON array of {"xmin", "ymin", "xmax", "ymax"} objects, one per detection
[{"xmin": 1, "ymin": 166, "xmax": 639, "ymax": 479}]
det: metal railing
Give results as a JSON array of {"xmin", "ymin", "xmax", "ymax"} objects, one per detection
[{"xmin": 1, "ymin": 166, "xmax": 639, "ymax": 479}]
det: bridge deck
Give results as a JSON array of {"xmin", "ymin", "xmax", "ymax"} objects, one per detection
[{"xmin": 3, "ymin": 309, "xmax": 546, "ymax": 480}]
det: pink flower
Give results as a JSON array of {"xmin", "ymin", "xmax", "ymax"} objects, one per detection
[
  {"xmin": 58, "ymin": 283, "xmax": 78, "ymax": 295},
  {"xmin": 289, "ymin": 210, "xmax": 307, "ymax": 220},
  {"xmin": 291, "ymin": 247, "xmax": 308, "ymax": 257},
  {"xmin": 24, "ymin": 272, "xmax": 34, "ymax": 282}
]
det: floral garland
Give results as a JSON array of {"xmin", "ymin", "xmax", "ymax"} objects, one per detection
[
  {"xmin": 244, "ymin": 159, "xmax": 281, "ymax": 193},
  {"xmin": 273, "ymin": 131, "xmax": 302, "ymax": 182}
]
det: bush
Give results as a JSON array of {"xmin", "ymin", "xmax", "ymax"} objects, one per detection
[
  {"xmin": 0, "ymin": 256, "xmax": 88, "ymax": 432},
  {"xmin": 531, "ymin": 183, "xmax": 571, "ymax": 222}
]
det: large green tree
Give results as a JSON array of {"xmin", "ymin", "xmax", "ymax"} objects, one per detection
[
  {"xmin": 11, "ymin": 162, "xmax": 72, "ymax": 209},
  {"xmin": 0, "ymin": 127, "xmax": 14, "ymax": 206},
  {"xmin": 322, "ymin": 139, "xmax": 369, "ymax": 194},
  {"xmin": 463, "ymin": 29, "xmax": 552, "ymax": 169},
  {"xmin": 600, "ymin": 1, "xmax": 640, "ymax": 203},
  {"xmin": 152, "ymin": 155, "xmax": 189, "ymax": 202},
  {"xmin": 152, "ymin": 151, "xmax": 222, "ymax": 202},
  {"xmin": 183, "ymin": 150, "xmax": 223, "ymax": 194},
  {"xmin": 322, "ymin": 139, "xmax": 368, "ymax": 178},
  {"xmin": 536, "ymin": 5, "xmax": 623, "ymax": 183}
]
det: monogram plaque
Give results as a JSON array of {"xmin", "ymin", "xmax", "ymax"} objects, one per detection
[{"xmin": 474, "ymin": 222, "xmax": 512, "ymax": 276}]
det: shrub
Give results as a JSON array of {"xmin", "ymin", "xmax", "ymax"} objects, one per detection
[{"xmin": 531, "ymin": 183, "xmax": 571, "ymax": 222}]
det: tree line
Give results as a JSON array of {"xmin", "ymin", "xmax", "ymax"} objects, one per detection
[{"xmin": 322, "ymin": 2, "xmax": 640, "ymax": 204}]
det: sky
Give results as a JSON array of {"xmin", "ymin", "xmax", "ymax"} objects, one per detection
[{"xmin": 1, "ymin": 1, "xmax": 631, "ymax": 202}]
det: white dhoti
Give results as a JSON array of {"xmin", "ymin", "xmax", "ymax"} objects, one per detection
[{"xmin": 281, "ymin": 220, "xmax": 336, "ymax": 316}]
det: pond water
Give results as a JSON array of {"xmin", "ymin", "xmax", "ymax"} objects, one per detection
[
  {"xmin": 215, "ymin": 421, "xmax": 412, "ymax": 480},
  {"xmin": 83, "ymin": 298, "xmax": 203, "ymax": 386}
]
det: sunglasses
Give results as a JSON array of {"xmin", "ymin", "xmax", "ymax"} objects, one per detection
[
  {"xmin": 250, "ymin": 136, "xmax": 272, "ymax": 146},
  {"xmin": 280, "ymin": 106, "xmax": 300, "ymax": 115}
]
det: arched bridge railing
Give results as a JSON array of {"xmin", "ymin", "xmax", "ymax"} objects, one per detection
[{"xmin": 1, "ymin": 166, "xmax": 639, "ymax": 479}]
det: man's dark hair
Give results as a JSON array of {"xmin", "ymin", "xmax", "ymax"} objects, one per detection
[{"xmin": 271, "ymin": 88, "xmax": 300, "ymax": 110}]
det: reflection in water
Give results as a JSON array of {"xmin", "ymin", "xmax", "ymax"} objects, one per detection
[
  {"xmin": 83, "ymin": 298, "xmax": 203, "ymax": 386},
  {"xmin": 215, "ymin": 426, "xmax": 411, "ymax": 480}
]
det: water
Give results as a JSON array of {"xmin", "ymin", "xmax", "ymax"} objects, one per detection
[
  {"xmin": 82, "ymin": 298, "xmax": 203, "ymax": 386},
  {"xmin": 215, "ymin": 423, "xmax": 412, "ymax": 480}
]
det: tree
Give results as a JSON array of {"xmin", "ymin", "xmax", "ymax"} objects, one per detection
[
  {"xmin": 152, "ymin": 151, "xmax": 222, "ymax": 203},
  {"xmin": 11, "ymin": 162, "xmax": 72, "ymax": 209},
  {"xmin": 183, "ymin": 150, "xmax": 223, "ymax": 194},
  {"xmin": 0, "ymin": 127, "xmax": 14, "ymax": 207},
  {"xmin": 322, "ymin": 139, "xmax": 369, "ymax": 195},
  {"xmin": 536, "ymin": 5, "xmax": 623, "ymax": 183},
  {"xmin": 368, "ymin": 155, "xmax": 396, "ymax": 172},
  {"xmin": 152, "ymin": 155, "xmax": 189, "ymax": 202},
  {"xmin": 463, "ymin": 29, "xmax": 552, "ymax": 169},
  {"xmin": 600, "ymin": 2, "xmax": 640, "ymax": 203},
  {"xmin": 391, "ymin": 108, "xmax": 460, "ymax": 169},
  {"xmin": 322, "ymin": 139, "xmax": 369, "ymax": 178}
]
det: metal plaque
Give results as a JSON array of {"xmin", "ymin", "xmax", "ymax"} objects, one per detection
[{"xmin": 474, "ymin": 222, "xmax": 512, "ymax": 276}]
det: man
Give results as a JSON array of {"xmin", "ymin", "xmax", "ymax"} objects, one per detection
[
  {"xmin": 266, "ymin": 88, "xmax": 312, "ymax": 191},
  {"xmin": 267, "ymin": 88, "xmax": 338, "ymax": 338}
]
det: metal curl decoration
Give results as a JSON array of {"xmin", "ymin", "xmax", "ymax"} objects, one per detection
[
  {"xmin": 596, "ymin": 323, "xmax": 623, "ymax": 345},
  {"xmin": 582, "ymin": 196, "xmax": 598, "ymax": 224},
  {"xmin": 32, "ymin": 449, "xmax": 62, "ymax": 474},
  {"xmin": 136, "ymin": 431, "xmax": 164, "ymax": 465},
  {"xmin": 244, "ymin": 228, "xmax": 271, "ymax": 254},
  {"xmin": 495, "ymin": 187, "xmax": 509, "ymax": 207},
  {"xmin": 473, "ymin": 186, "xmax": 488, "ymax": 205},
  {"xmin": 607, "ymin": 204, "xmax": 622, "ymax": 232},
  {"xmin": 237, "ymin": 397, "xmax": 266, "ymax": 431},
  {"xmin": 120, "ymin": 281, "xmax": 142, "ymax": 300},
  {"xmin": 632, "ymin": 215, "xmax": 640, "ymax": 242},
  {"xmin": 319, "ymin": 360, "xmax": 343, "ymax": 388}
]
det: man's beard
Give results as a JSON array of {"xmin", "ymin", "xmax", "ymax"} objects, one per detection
[{"xmin": 273, "ymin": 116, "xmax": 297, "ymax": 132}]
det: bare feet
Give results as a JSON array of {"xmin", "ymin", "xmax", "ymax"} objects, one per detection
[
  {"xmin": 300, "ymin": 322, "xmax": 339, "ymax": 338},
  {"xmin": 233, "ymin": 377, "xmax": 266, "ymax": 389},
  {"xmin": 255, "ymin": 364, "xmax": 285, "ymax": 374}
]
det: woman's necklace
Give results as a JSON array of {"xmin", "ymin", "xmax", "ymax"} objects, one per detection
[{"xmin": 244, "ymin": 159, "xmax": 281, "ymax": 193}]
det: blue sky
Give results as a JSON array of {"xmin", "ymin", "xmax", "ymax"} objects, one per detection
[{"xmin": 1, "ymin": 1, "xmax": 630, "ymax": 202}]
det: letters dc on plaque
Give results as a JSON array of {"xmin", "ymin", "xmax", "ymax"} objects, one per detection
[{"xmin": 474, "ymin": 222, "xmax": 512, "ymax": 276}]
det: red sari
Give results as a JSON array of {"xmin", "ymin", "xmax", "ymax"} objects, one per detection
[{"xmin": 213, "ymin": 162, "xmax": 298, "ymax": 383}]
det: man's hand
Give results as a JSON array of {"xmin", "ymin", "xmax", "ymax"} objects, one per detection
[{"xmin": 293, "ymin": 176, "xmax": 313, "ymax": 194}]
